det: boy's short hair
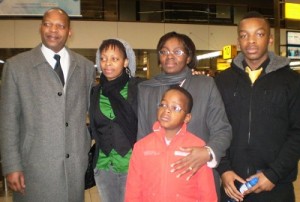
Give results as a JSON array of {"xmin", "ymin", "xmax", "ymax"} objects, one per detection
[
  {"xmin": 164, "ymin": 86, "xmax": 193, "ymax": 113},
  {"xmin": 240, "ymin": 11, "xmax": 270, "ymax": 29},
  {"xmin": 242, "ymin": 11, "xmax": 265, "ymax": 20}
]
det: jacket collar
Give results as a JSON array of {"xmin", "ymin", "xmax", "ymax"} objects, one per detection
[
  {"xmin": 152, "ymin": 121, "xmax": 188, "ymax": 140},
  {"xmin": 31, "ymin": 44, "xmax": 77, "ymax": 81},
  {"xmin": 233, "ymin": 51, "xmax": 290, "ymax": 74}
]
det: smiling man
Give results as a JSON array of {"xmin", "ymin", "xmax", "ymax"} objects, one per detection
[
  {"xmin": 0, "ymin": 7, "xmax": 95, "ymax": 202},
  {"xmin": 215, "ymin": 11, "xmax": 300, "ymax": 202}
]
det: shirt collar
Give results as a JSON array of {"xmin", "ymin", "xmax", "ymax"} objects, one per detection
[
  {"xmin": 242, "ymin": 57, "xmax": 270, "ymax": 71},
  {"xmin": 41, "ymin": 44, "xmax": 67, "ymax": 58}
]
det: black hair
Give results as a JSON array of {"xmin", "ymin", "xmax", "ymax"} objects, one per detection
[
  {"xmin": 43, "ymin": 7, "xmax": 70, "ymax": 27},
  {"xmin": 239, "ymin": 11, "xmax": 270, "ymax": 30},
  {"xmin": 156, "ymin": 31, "xmax": 197, "ymax": 69},
  {"xmin": 163, "ymin": 86, "xmax": 193, "ymax": 113},
  {"xmin": 242, "ymin": 11, "xmax": 265, "ymax": 20},
  {"xmin": 99, "ymin": 39, "xmax": 127, "ymax": 59}
]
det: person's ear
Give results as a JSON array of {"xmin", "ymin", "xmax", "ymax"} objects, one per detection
[
  {"xmin": 68, "ymin": 29, "xmax": 72, "ymax": 37},
  {"xmin": 186, "ymin": 56, "xmax": 191, "ymax": 65},
  {"xmin": 237, "ymin": 38, "xmax": 241, "ymax": 50},
  {"xmin": 124, "ymin": 58, "xmax": 129, "ymax": 68},
  {"xmin": 268, "ymin": 34, "xmax": 274, "ymax": 46},
  {"xmin": 184, "ymin": 113, "xmax": 192, "ymax": 124}
]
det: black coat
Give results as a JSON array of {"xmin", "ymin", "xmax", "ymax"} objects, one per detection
[{"xmin": 215, "ymin": 52, "xmax": 300, "ymax": 186}]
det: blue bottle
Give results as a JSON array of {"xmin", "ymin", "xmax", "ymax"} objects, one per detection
[{"xmin": 239, "ymin": 177, "xmax": 258, "ymax": 194}]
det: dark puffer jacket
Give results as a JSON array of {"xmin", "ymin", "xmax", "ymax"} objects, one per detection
[{"xmin": 215, "ymin": 52, "xmax": 300, "ymax": 185}]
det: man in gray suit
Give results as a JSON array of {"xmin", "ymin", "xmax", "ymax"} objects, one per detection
[{"xmin": 0, "ymin": 8, "xmax": 95, "ymax": 202}]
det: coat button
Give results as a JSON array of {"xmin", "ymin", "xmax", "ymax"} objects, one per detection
[
  {"xmin": 65, "ymin": 122, "xmax": 69, "ymax": 127},
  {"xmin": 66, "ymin": 154, "xmax": 70, "ymax": 158},
  {"xmin": 58, "ymin": 92, "xmax": 62, "ymax": 96}
]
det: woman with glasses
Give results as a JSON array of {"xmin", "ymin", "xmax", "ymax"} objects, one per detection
[{"xmin": 137, "ymin": 31, "xmax": 232, "ymax": 198}]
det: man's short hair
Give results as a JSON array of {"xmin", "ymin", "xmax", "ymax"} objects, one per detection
[
  {"xmin": 43, "ymin": 7, "xmax": 70, "ymax": 27},
  {"xmin": 240, "ymin": 11, "xmax": 270, "ymax": 29},
  {"xmin": 242, "ymin": 11, "xmax": 265, "ymax": 20}
]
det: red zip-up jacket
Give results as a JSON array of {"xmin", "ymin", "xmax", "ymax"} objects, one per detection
[{"xmin": 125, "ymin": 122, "xmax": 217, "ymax": 202}]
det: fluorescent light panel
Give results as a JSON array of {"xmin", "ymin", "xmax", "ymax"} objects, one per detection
[{"xmin": 197, "ymin": 51, "xmax": 222, "ymax": 60}]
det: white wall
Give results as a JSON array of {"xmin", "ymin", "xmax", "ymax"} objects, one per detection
[{"xmin": 0, "ymin": 19, "xmax": 290, "ymax": 52}]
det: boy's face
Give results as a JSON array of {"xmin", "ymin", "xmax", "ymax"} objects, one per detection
[
  {"xmin": 157, "ymin": 89, "xmax": 191, "ymax": 133},
  {"xmin": 238, "ymin": 17, "xmax": 273, "ymax": 68}
]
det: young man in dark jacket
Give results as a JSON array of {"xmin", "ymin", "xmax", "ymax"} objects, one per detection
[{"xmin": 215, "ymin": 11, "xmax": 300, "ymax": 202}]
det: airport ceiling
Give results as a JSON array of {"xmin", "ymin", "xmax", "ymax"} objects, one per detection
[{"xmin": 81, "ymin": 0, "xmax": 275, "ymax": 20}]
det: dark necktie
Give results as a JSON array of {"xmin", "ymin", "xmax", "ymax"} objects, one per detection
[{"xmin": 54, "ymin": 54, "xmax": 65, "ymax": 86}]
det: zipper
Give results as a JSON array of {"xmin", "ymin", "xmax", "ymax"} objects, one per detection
[
  {"xmin": 248, "ymin": 82, "xmax": 253, "ymax": 145},
  {"xmin": 161, "ymin": 137, "xmax": 170, "ymax": 201},
  {"xmin": 246, "ymin": 73, "xmax": 264, "ymax": 175},
  {"xmin": 247, "ymin": 80, "xmax": 254, "ymax": 176}
]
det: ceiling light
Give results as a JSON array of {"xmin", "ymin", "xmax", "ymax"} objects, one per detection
[
  {"xmin": 197, "ymin": 51, "xmax": 222, "ymax": 60},
  {"xmin": 290, "ymin": 61, "xmax": 300, "ymax": 66}
]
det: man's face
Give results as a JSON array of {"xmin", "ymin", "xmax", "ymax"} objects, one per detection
[
  {"xmin": 238, "ymin": 18, "xmax": 273, "ymax": 68},
  {"xmin": 40, "ymin": 10, "xmax": 71, "ymax": 53}
]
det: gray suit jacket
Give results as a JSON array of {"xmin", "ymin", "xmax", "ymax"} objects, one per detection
[{"xmin": 0, "ymin": 44, "xmax": 95, "ymax": 202}]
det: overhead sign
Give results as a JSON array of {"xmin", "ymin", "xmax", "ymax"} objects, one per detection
[
  {"xmin": 0, "ymin": 0, "xmax": 81, "ymax": 16},
  {"xmin": 285, "ymin": 3, "xmax": 300, "ymax": 20},
  {"xmin": 287, "ymin": 31, "xmax": 300, "ymax": 45},
  {"xmin": 222, "ymin": 45, "xmax": 237, "ymax": 60},
  {"xmin": 217, "ymin": 58, "xmax": 231, "ymax": 71}
]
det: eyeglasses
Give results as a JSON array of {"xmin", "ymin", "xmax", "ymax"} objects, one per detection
[
  {"xmin": 158, "ymin": 49, "xmax": 185, "ymax": 56},
  {"xmin": 158, "ymin": 103, "xmax": 185, "ymax": 113}
]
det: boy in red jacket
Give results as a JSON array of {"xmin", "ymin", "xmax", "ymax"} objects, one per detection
[{"xmin": 125, "ymin": 86, "xmax": 217, "ymax": 202}]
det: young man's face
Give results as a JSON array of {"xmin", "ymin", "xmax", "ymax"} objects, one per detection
[
  {"xmin": 157, "ymin": 90, "xmax": 191, "ymax": 133},
  {"xmin": 238, "ymin": 18, "xmax": 273, "ymax": 69}
]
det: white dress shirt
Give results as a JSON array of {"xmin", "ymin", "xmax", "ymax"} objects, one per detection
[{"xmin": 41, "ymin": 44, "xmax": 70, "ymax": 89}]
